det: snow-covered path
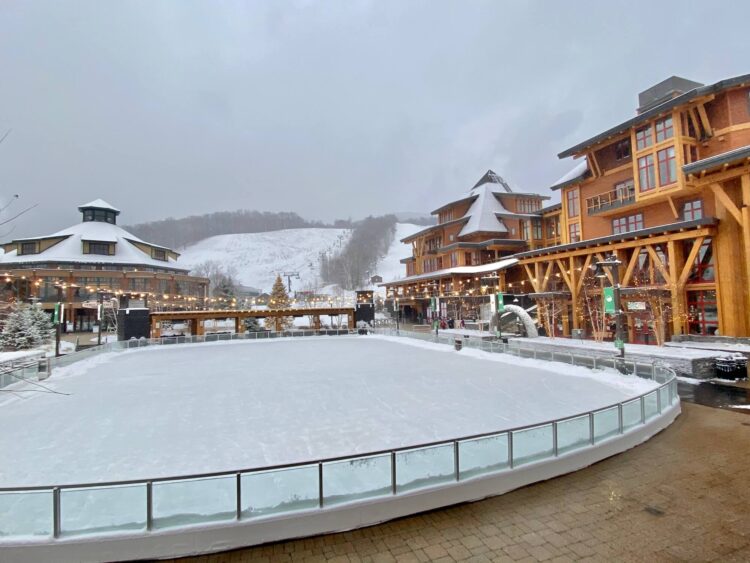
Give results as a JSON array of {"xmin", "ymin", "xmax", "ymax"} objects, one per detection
[{"xmin": 0, "ymin": 336, "xmax": 657, "ymax": 487}]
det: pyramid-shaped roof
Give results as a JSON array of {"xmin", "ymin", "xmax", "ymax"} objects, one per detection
[{"xmin": 458, "ymin": 174, "xmax": 511, "ymax": 237}]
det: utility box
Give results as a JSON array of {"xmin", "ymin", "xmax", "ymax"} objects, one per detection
[
  {"xmin": 117, "ymin": 308, "xmax": 151, "ymax": 341},
  {"xmin": 355, "ymin": 290, "xmax": 375, "ymax": 325}
]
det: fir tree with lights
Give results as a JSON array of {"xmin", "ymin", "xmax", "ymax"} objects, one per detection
[{"xmin": 266, "ymin": 275, "xmax": 294, "ymax": 331}]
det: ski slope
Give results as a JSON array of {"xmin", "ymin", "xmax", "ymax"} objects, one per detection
[
  {"xmin": 178, "ymin": 223, "xmax": 420, "ymax": 294},
  {"xmin": 179, "ymin": 228, "xmax": 349, "ymax": 292}
]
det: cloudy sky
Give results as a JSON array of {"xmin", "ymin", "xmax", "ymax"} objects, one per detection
[{"xmin": 1, "ymin": 1, "xmax": 749, "ymax": 236}]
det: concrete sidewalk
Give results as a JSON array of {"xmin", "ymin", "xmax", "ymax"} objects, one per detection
[{"xmin": 171, "ymin": 403, "xmax": 750, "ymax": 562}]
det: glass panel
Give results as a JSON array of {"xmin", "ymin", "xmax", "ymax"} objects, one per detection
[
  {"xmin": 556, "ymin": 416, "xmax": 590, "ymax": 455},
  {"xmin": 512, "ymin": 424, "xmax": 553, "ymax": 466},
  {"xmin": 659, "ymin": 386, "xmax": 670, "ymax": 409},
  {"xmin": 61, "ymin": 484, "xmax": 146, "ymax": 536},
  {"xmin": 153, "ymin": 475, "xmax": 235, "ymax": 529},
  {"xmin": 322, "ymin": 454, "xmax": 391, "ymax": 506},
  {"xmin": 241, "ymin": 465, "xmax": 318, "ymax": 518},
  {"xmin": 594, "ymin": 407, "xmax": 619, "ymax": 442},
  {"xmin": 458, "ymin": 434, "xmax": 509, "ymax": 479},
  {"xmin": 622, "ymin": 398, "xmax": 642, "ymax": 430},
  {"xmin": 395, "ymin": 444, "xmax": 454, "ymax": 493},
  {"xmin": 644, "ymin": 391, "xmax": 659, "ymax": 421},
  {"xmin": 0, "ymin": 490, "xmax": 53, "ymax": 537}
]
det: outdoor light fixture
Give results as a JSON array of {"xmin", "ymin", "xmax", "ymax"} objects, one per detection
[{"xmin": 591, "ymin": 254, "xmax": 625, "ymax": 358}]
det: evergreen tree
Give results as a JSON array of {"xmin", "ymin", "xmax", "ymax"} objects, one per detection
[
  {"xmin": 244, "ymin": 316, "xmax": 261, "ymax": 332},
  {"xmin": 266, "ymin": 275, "xmax": 293, "ymax": 331},
  {"xmin": 0, "ymin": 305, "xmax": 41, "ymax": 350},
  {"xmin": 28, "ymin": 305, "xmax": 55, "ymax": 346}
]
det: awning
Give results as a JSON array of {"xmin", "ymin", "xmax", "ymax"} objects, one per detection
[{"xmin": 381, "ymin": 257, "xmax": 518, "ymax": 287}]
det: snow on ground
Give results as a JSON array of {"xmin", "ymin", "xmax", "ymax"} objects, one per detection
[
  {"xmin": 517, "ymin": 336, "xmax": 723, "ymax": 359},
  {"xmin": 664, "ymin": 341, "xmax": 750, "ymax": 353},
  {"xmin": 179, "ymin": 228, "xmax": 350, "ymax": 292},
  {"xmin": 371, "ymin": 223, "xmax": 423, "ymax": 293},
  {"xmin": 0, "ymin": 335, "xmax": 657, "ymax": 487}
]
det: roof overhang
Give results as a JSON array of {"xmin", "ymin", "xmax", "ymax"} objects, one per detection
[
  {"xmin": 400, "ymin": 218, "xmax": 468, "ymax": 243},
  {"xmin": 683, "ymin": 144, "xmax": 750, "ymax": 176},
  {"xmin": 381, "ymin": 257, "xmax": 518, "ymax": 287},
  {"xmin": 557, "ymin": 73, "xmax": 750, "ymax": 159},
  {"xmin": 430, "ymin": 195, "xmax": 477, "ymax": 215}
]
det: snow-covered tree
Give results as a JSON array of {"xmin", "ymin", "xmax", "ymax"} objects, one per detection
[
  {"xmin": 28, "ymin": 305, "xmax": 55, "ymax": 345},
  {"xmin": 244, "ymin": 316, "xmax": 261, "ymax": 332},
  {"xmin": 0, "ymin": 305, "xmax": 42, "ymax": 350},
  {"xmin": 265, "ymin": 275, "xmax": 293, "ymax": 331}
]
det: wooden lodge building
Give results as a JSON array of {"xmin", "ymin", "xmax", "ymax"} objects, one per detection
[
  {"xmin": 0, "ymin": 199, "xmax": 209, "ymax": 331},
  {"xmin": 384, "ymin": 73, "xmax": 750, "ymax": 342}
]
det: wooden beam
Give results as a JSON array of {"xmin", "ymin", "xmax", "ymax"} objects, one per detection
[
  {"xmin": 742, "ymin": 174, "xmax": 750, "ymax": 206},
  {"xmin": 689, "ymin": 107, "xmax": 701, "ymax": 138},
  {"xmin": 555, "ymin": 259, "xmax": 572, "ymax": 292},
  {"xmin": 594, "ymin": 253, "xmax": 615, "ymax": 286},
  {"xmin": 688, "ymin": 164, "xmax": 750, "ymax": 187},
  {"xmin": 645, "ymin": 245, "xmax": 672, "ymax": 286},
  {"xmin": 576, "ymin": 254, "xmax": 592, "ymax": 294},
  {"xmin": 541, "ymin": 261, "xmax": 554, "ymax": 292},
  {"xmin": 522, "ymin": 263, "xmax": 539, "ymax": 293},
  {"xmin": 667, "ymin": 195, "xmax": 679, "ymax": 219},
  {"xmin": 587, "ymin": 151, "xmax": 602, "ymax": 177},
  {"xmin": 709, "ymin": 182, "xmax": 742, "ymax": 225},
  {"xmin": 696, "ymin": 103, "xmax": 713, "ymax": 137},
  {"xmin": 621, "ymin": 248, "xmax": 641, "ymax": 286},
  {"xmin": 677, "ymin": 237, "xmax": 705, "ymax": 288}
]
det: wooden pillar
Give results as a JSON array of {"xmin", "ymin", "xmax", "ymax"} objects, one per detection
[
  {"xmin": 313, "ymin": 315, "xmax": 321, "ymax": 330},
  {"xmin": 569, "ymin": 256, "xmax": 580, "ymax": 330},
  {"xmin": 151, "ymin": 317, "xmax": 160, "ymax": 339},
  {"xmin": 348, "ymin": 311, "xmax": 355, "ymax": 329},
  {"xmin": 194, "ymin": 318, "xmax": 204, "ymax": 336},
  {"xmin": 742, "ymin": 175, "xmax": 750, "ymax": 332},
  {"xmin": 234, "ymin": 316, "xmax": 243, "ymax": 335},
  {"xmin": 667, "ymin": 239, "xmax": 685, "ymax": 336}
]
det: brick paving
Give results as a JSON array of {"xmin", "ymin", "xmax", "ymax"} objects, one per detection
[{"xmin": 171, "ymin": 403, "xmax": 750, "ymax": 562}]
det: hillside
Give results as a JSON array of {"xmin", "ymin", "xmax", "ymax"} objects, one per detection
[
  {"xmin": 179, "ymin": 228, "xmax": 350, "ymax": 293},
  {"xmin": 178, "ymin": 223, "xmax": 420, "ymax": 295}
]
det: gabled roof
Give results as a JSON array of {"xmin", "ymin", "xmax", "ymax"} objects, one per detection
[
  {"xmin": 550, "ymin": 158, "xmax": 590, "ymax": 191},
  {"xmin": 472, "ymin": 169, "xmax": 513, "ymax": 192},
  {"xmin": 458, "ymin": 183, "xmax": 510, "ymax": 237},
  {"xmin": 77, "ymin": 199, "xmax": 121, "ymax": 214}
]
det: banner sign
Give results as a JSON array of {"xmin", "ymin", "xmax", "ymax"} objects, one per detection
[
  {"xmin": 603, "ymin": 287, "xmax": 615, "ymax": 314},
  {"xmin": 626, "ymin": 301, "xmax": 646, "ymax": 311},
  {"xmin": 496, "ymin": 292, "xmax": 505, "ymax": 313}
]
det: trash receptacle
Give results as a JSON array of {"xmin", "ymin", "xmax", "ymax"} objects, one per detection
[
  {"xmin": 454, "ymin": 338, "xmax": 463, "ymax": 351},
  {"xmin": 572, "ymin": 329, "xmax": 584, "ymax": 340},
  {"xmin": 715, "ymin": 355, "xmax": 748, "ymax": 380}
]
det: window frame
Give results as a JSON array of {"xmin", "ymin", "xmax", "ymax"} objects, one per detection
[
  {"xmin": 638, "ymin": 154, "xmax": 656, "ymax": 191},
  {"xmin": 682, "ymin": 199, "xmax": 703, "ymax": 221},
  {"xmin": 655, "ymin": 116, "xmax": 674, "ymax": 143},
  {"xmin": 635, "ymin": 125, "xmax": 653, "ymax": 150},
  {"xmin": 615, "ymin": 139, "xmax": 631, "ymax": 161},
  {"xmin": 657, "ymin": 146, "xmax": 677, "ymax": 186},
  {"xmin": 566, "ymin": 188, "xmax": 580, "ymax": 218}
]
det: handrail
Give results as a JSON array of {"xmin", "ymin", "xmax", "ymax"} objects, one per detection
[{"xmin": 0, "ymin": 330, "xmax": 677, "ymax": 494}]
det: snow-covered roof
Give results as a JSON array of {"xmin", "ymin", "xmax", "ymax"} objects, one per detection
[
  {"xmin": 0, "ymin": 220, "xmax": 186, "ymax": 271},
  {"xmin": 382, "ymin": 257, "xmax": 518, "ymax": 286},
  {"xmin": 77, "ymin": 199, "xmax": 121, "ymax": 213},
  {"xmin": 458, "ymin": 183, "xmax": 510, "ymax": 237},
  {"xmin": 550, "ymin": 158, "xmax": 589, "ymax": 191}
]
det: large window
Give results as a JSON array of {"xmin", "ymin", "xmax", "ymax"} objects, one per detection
[
  {"xmin": 152, "ymin": 248, "xmax": 167, "ymax": 261},
  {"xmin": 20, "ymin": 242, "xmax": 38, "ymax": 255},
  {"xmin": 683, "ymin": 200, "xmax": 703, "ymax": 221},
  {"xmin": 655, "ymin": 116, "xmax": 674, "ymax": 143},
  {"xmin": 638, "ymin": 155, "xmax": 656, "ymax": 191},
  {"xmin": 611, "ymin": 213, "xmax": 644, "ymax": 235},
  {"xmin": 566, "ymin": 189, "xmax": 580, "ymax": 218},
  {"xmin": 568, "ymin": 222, "xmax": 580, "ymax": 243},
  {"xmin": 83, "ymin": 209, "xmax": 116, "ymax": 224},
  {"xmin": 636, "ymin": 125, "xmax": 653, "ymax": 150},
  {"xmin": 687, "ymin": 238, "xmax": 714, "ymax": 283},
  {"xmin": 615, "ymin": 139, "xmax": 631, "ymax": 160},
  {"xmin": 657, "ymin": 147, "xmax": 677, "ymax": 185},
  {"xmin": 517, "ymin": 199, "xmax": 540, "ymax": 213},
  {"xmin": 687, "ymin": 290, "xmax": 718, "ymax": 335},
  {"xmin": 521, "ymin": 221, "xmax": 529, "ymax": 240},
  {"xmin": 532, "ymin": 219, "xmax": 542, "ymax": 240}
]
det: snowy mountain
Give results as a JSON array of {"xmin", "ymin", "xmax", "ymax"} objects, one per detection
[
  {"xmin": 178, "ymin": 223, "xmax": 419, "ymax": 295},
  {"xmin": 179, "ymin": 228, "xmax": 350, "ymax": 293}
]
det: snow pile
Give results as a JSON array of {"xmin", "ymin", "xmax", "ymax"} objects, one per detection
[
  {"xmin": 179, "ymin": 228, "xmax": 350, "ymax": 292},
  {"xmin": 0, "ymin": 335, "xmax": 659, "ymax": 487}
]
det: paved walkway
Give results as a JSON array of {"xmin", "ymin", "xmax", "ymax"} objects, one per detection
[{"xmin": 172, "ymin": 403, "xmax": 750, "ymax": 562}]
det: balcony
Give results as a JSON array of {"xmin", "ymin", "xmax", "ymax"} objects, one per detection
[{"xmin": 586, "ymin": 184, "xmax": 635, "ymax": 215}]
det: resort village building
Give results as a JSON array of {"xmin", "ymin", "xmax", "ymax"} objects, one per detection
[
  {"xmin": 0, "ymin": 200, "xmax": 208, "ymax": 331},
  {"xmin": 385, "ymin": 73, "xmax": 750, "ymax": 341}
]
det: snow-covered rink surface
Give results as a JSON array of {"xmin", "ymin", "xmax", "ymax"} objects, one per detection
[{"xmin": 0, "ymin": 335, "xmax": 658, "ymax": 488}]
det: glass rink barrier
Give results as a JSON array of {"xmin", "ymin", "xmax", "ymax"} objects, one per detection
[{"xmin": 0, "ymin": 328, "xmax": 679, "ymax": 544}]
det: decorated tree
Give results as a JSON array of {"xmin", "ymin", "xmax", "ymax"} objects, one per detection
[{"xmin": 265, "ymin": 275, "xmax": 293, "ymax": 331}]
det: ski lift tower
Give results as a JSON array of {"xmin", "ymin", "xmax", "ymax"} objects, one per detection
[{"xmin": 282, "ymin": 272, "xmax": 300, "ymax": 293}]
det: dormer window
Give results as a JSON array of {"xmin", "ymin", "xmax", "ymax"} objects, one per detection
[
  {"xmin": 84, "ymin": 241, "xmax": 115, "ymax": 256},
  {"xmin": 19, "ymin": 242, "xmax": 38, "ymax": 255},
  {"xmin": 83, "ymin": 209, "xmax": 117, "ymax": 224},
  {"xmin": 152, "ymin": 248, "xmax": 167, "ymax": 261}
]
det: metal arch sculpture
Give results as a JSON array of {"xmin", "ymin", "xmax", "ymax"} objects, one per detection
[{"xmin": 502, "ymin": 304, "xmax": 539, "ymax": 338}]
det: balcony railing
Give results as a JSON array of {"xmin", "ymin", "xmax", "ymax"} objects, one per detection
[{"xmin": 586, "ymin": 185, "xmax": 635, "ymax": 215}]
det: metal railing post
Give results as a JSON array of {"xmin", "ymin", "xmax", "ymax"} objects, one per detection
[
  {"xmin": 391, "ymin": 451, "xmax": 397, "ymax": 494},
  {"xmin": 589, "ymin": 412, "xmax": 595, "ymax": 445},
  {"xmin": 236, "ymin": 473, "xmax": 242, "ymax": 520},
  {"xmin": 318, "ymin": 462, "xmax": 324, "ymax": 508},
  {"xmin": 618, "ymin": 403, "xmax": 623, "ymax": 434},
  {"xmin": 53, "ymin": 487, "xmax": 61, "ymax": 539},
  {"xmin": 146, "ymin": 481, "xmax": 153, "ymax": 531},
  {"xmin": 508, "ymin": 432, "xmax": 514, "ymax": 469},
  {"xmin": 651, "ymin": 362, "xmax": 656, "ymax": 380},
  {"xmin": 657, "ymin": 388, "xmax": 662, "ymax": 414},
  {"xmin": 592, "ymin": 356, "xmax": 597, "ymax": 370},
  {"xmin": 552, "ymin": 422, "xmax": 558, "ymax": 456},
  {"xmin": 454, "ymin": 441, "xmax": 460, "ymax": 481}
]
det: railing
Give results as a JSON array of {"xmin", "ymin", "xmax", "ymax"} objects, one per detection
[
  {"xmin": 586, "ymin": 184, "xmax": 635, "ymax": 215},
  {"xmin": 0, "ymin": 329, "xmax": 678, "ymax": 542}
]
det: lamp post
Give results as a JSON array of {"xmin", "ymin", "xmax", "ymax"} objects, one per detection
[
  {"xmin": 592, "ymin": 254, "xmax": 625, "ymax": 358},
  {"xmin": 395, "ymin": 297, "xmax": 400, "ymax": 333}
]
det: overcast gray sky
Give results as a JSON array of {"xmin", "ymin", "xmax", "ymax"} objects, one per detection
[{"xmin": 1, "ymin": 0, "xmax": 749, "ymax": 237}]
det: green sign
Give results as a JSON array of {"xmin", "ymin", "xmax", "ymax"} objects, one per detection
[
  {"xmin": 614, "ymin": 338, "xmax": 624, "ymax": 350},
  {"xmin": 496, "ymin": 292, "xmax": 505, "ymax": 312},
  {"xmin": 430, "ymin": 297, "xmax": 437, "ymax": 312},
  {"xmin": 603, "ymin": 287, "xmax": 615, "ymax": 314},
  {"xmin": 53, "ymin": 303, "xmax": 60, "ymax": 325}
]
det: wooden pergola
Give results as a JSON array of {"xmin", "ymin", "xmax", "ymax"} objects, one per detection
[{"xmin": 150, "ymin": 307, "xmax": 356, "ymax": 337}]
